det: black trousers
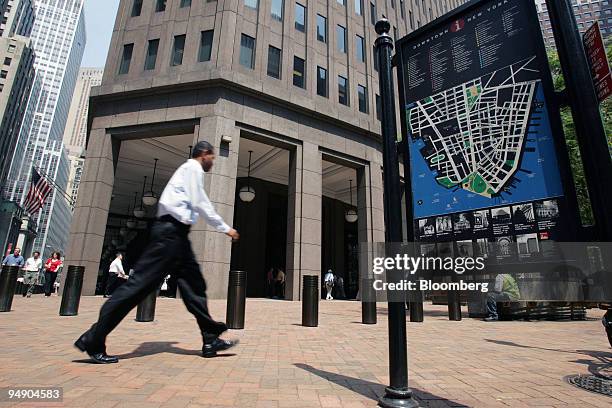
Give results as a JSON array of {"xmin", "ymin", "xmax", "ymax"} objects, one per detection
[
  {"xmin": 44, "ymin": 271, "xmax": 57, "ymax": 296},
  {"xmin": 104, "ymin": 274, "xmax": 125, "ymax": 296},
  {"xmin": 83, "ymin": 218, "xmax": 228, "ymax": 352}
]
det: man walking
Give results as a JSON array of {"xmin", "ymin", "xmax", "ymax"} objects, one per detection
[
  {"xmin": 22, "ymin": 251, "xmax": 42, "ymax": 297},
  {"xmin": 75, "ymin": 141, "xmax": 240, "ymax": 364},
  {"xmin": 2, "ymin": 247, "xmax": 24, "ymax": 267},
  {"xmin": 104, "ymin": 253, "xmax": 128, "ymax": 298}
]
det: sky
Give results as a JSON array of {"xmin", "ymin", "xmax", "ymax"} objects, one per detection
[{"xmin": 81, "ymin": 0, "xmax": 121, "ymax": 68}]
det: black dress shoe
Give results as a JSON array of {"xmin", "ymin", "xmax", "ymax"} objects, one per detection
[
  {"xmin": 202, "ymin": 338, "xmax": 239, "ymax": 358},
  {"xmin": 74, "ymin": 334, "xmax": 118, "ymax": 364}
]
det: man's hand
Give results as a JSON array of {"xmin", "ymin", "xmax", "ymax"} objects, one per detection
[{"xmin": 226, "ymin": 228, "xmax": 240, "ymax": 241}]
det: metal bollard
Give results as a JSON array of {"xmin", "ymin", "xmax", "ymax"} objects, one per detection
[
  {"xmin": 59, "ymin": 265, "xmax": 85, "ymax": 316},
  {"xmin": 408, "ymin": 288, "xmax": 424, "ymax": 322},
  {"xmin": 302, "ymin": 275, "xmax": 319, "ymax": 327},
  {"xmin": 447, "ymin": 290, "xmax": 462, "ymax": 321},
  {"xmin": 361, "ymin": 278, "xmax": 377, "ymax": 324},
  {"xmin": 0, "ymin": 266, "xmax": 19, "ymax": 312},
  {"xmin": 226, "ymin": 270, "xmax": 247, "ymax": 329},
  {"xmin": 136, "ymin": 289, "xmax": 157, "ymax": 322}
]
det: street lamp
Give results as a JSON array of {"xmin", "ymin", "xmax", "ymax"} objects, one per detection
[
  {"xmin": 239, "ymin": 150, "xmax": 256, "ymax": 202},
  {"xmin": 375, "ymin": 19, "xmax": 420, "ymax": 408},
  {"xmin": 142, "ymin": 158, "xmax": 158, "ymax": 206}
]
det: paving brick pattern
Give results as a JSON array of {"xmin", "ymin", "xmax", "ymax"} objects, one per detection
[{"xmin": 0, "ymin": 296, "xmax": 609, "ymax": 407}]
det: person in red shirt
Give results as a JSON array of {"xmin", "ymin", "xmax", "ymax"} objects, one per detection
[{"xmin": 43, "ymin": 252, "xmax": 63, "ymax": 297}]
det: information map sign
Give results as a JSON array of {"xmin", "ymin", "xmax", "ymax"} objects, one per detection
[{"xmin": 396, "ymin": 0, "xmax": 576, "ymax": 251}]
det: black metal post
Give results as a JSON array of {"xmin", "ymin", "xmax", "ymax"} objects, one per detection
[
  {"xmin": 0, "ymin": 265, "xmax": 19, "ymax": 312},
  {"xmin": 226, "ymin": 270, "xmax": 247, "ymax": 329},
  {"xmin": 546, "ymin": 0, "xmax": 612, "ymax": 240},
  {"xmin": 136, "ymin": 289, "xmax": 157, "ymax": 322},
  {"xmin": 302, "ymin": 275, "xmax": 319, "ymax": 327},
  {"xmin": 447, "ymin": 290, "xmax": 462, "ymax": 321},
  {"xmin": 59, "ymin": 265, "xmax": 85, "ymax": 316},
  {"xmin": 361, "ymin": 278, "xmax": 377, "ymax": 324},
  {"xmin": 375, "ymin": 19, "xmax": 420, "ymax": 408}
]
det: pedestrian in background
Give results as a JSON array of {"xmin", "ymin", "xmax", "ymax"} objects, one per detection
[
  {"xmin": 22, "ymin": 251, "xmax": 42, "ymax": 297},
  {"xmin": 324, "ymin": 269, "xmax": 335, "ymax": 300},
  {"xmin": 2, "ymin": 247, "xmax": 24, "ymax": 267},
  {"xmin": 104, "ymin": 253, "xmax": 128, "ymax": 298},
  {"xmin": 43, "ymin": 252, "xmax": 62, "ymax": 297},
  {"xmin": 275, "ymin": 267, "xmax": 285, "ymax": 299}
]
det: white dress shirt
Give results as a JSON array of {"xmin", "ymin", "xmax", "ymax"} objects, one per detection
[
  {"xmin": 157, "ymin": 159, "xmax": 231, "ymax": 233},
  {"xmin": 23, "ymin": 257, "xmax": 42, "ymax": 272},
  {"xmin": 109, "ymin": 258, "xmax": 125, "ymax": 275}
]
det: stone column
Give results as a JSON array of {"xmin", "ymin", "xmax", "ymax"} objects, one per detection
[
  {"xmin": 357, "ymin": 163, "xmax": 386, "ymax": 290},
  {"xmin": 189, "ymin": 116, "xmax": 240, "ymax": 299},
  {"xmin": 63, "ymin": 128, "xmax": 116, "ymax": 295},
  {"xmin": 285, "ymin": 141, "xmax": 322, "ymax": 300}
]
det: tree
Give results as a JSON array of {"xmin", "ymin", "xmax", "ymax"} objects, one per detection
[{"xmin": 546, "ymin": 44, "xmax": 612, "ymax": 226}]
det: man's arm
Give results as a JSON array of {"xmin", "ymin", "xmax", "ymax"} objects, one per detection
[
  {"xmin": 188, "ymin": 165, "xmax": 239, "ymax": 239},
  {"xmin": 1, "ymin": 257, "xmax": 7, "ymax": 266}
]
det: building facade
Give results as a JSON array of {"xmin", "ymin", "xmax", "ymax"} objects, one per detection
[
  {"xmin": 64, "ymin": 67, "xmax": 103, "ymax": 204},
  {"xmin": 535, "ymin": 0, "xmax": 611, "ymax": 48},
  {"xmin": 66, "ymin": 0, "xmax": 464, "ymax": 297},
  {"xmin": 0, "ymin": 0, "xmax": 35, "ymax": 253},
  {"xmin": 5, "ymin": 0, "xmax": 86, "ymax": 257}
]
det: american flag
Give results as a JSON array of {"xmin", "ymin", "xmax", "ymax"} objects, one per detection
[{"xmin": 23, "ymin": 168, "xmax": 52, "ymax": 215}]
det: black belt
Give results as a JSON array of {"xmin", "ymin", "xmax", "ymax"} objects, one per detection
[{"xmin": 158, "ymin": 215, "xmax": 191, "ymax": 232}]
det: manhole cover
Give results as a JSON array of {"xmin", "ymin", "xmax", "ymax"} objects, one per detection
[{"xmin": 567, "ymin": 375, "xmax": 612, "ymax": 397}]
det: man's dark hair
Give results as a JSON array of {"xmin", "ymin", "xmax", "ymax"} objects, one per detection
[
  {"xmin": 116, "ymin": 252, "xmax": 123, "ymax": 258},
  {"xmin": 192, "ymin": 141, "xmax": 214, "ymax": 158},
  {"xmin": 33, "ymin": 251, "xmax": 40, "ymax": 256}
]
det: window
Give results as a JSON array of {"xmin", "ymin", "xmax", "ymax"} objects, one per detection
[
  {"xmin": 358, "ymin": 85, "xmax": 367, "ymax": 113},
  {"xmin": 180, "ymin": 0, "xmax": 191, "ymax": 7},
  {"xmin": 118, "ymin": 43, "xmax": 133, "ymax": 75},
  {"xmin": 337, "ymin": 0, "xmax": 345, "ymax": 6},
  {"xmin": 409, "ymin": 10, "xmax": 414, "ymax": 29},
  {"xmin": 293, "ymin": 56, "xmax": 305, "ymax": 88},
  {"xmin": 355, "ymin": 0, "xmax": 362, "ymax": 15},
  {"xmin": 295, "ymin": 3, "xmax": 306, "ymax": 32},
  {"xmin": 240, "ymin": 34, "xmax": 256, "ymax": 69},
  {"xmin": 317, "ymin": 66, "xmax": 327, "ymax": 97},
  {"xmin": 370, "ymin": 2, "xmax": 376, "ymax": 26},
  {"xmin": 376, "ymin": 94, "xmax": 381, "ymax": 120},
  {"xmin": 131, "ymin": 0, "xmax": 143, "ymax": 17},
  {"xmin": 271, "ymin": 0, "xmax": 283, "ymax": 21},
  {"xmin": 267, "ymin": 46, "xmax": 282, "ymax": 79},
  {"xmin": 244, "ymin": 0, "xmax": 258, "ymax": 10},
  {"xmin": 155, "ymin": 0, "xmax": 166, "ymax": 12},
  {"xmin": 171, "ymin": 34, "xmax": 186, "ymax": 66},
  {"xmin": 0, "ymin": 70, "xmax": 7, "ymax": 79},
  {"xmin": 144, "ymin": 39, "xmax": 159, "ymax": 70},
  {"xmin": 198, "ymin": 30, "xmax": 214, "ymax": 62},
  {"xmin": 3, "ymin": 57, "xmax": 11, "ymax": 66},
  {"xmin": 317, "ymin": 14, "xmax": 327, "ymax": 42},
  {"xmin": 390, "ymin": 0, "xmax": 395, "ymax": 9},
  {"xmin": 337, "ymin": 25, "xmax": 347, "ymax": 53},
  {"xmin": 393, "ymin": 26, "xmax": 397, "ymax": 42},
  {"xmin": 358, "ymin": 37, "xmax": 373, "ymax": 66},
  {"xmin": 338, "ymin": 76, "xmax": 348, "ymax": 105},
  {"xmin": 400, "ymin": 0, "xmax": 405, "ymax": 19}
]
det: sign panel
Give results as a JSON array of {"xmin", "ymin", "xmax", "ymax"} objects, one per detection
[
  {"xmin": 583, "ymin": 21, "xmax": 612, "ymax": 103},
  {"xmin": 397, "ymin": 0, "xmax": 574, "ymax": 246}
]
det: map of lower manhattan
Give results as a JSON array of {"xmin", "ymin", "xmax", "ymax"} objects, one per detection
[{"xmin": 407, "ymin": 56, "xmax": 540, "ymax": 198}]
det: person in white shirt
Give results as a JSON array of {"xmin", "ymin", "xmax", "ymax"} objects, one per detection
[
  {"xmin": 75, "ymin": 141, "xmax": 240, "ymax": 364},
  {"xmin": 324, "ymin": 269, "xmax": 335, "ymax": 300},
  {"xmin": 104, "ymin": 253, "xmax": 128, "ymax": 298},
  {"xmin": 22, "ymin": 251, "xmax": 42, "ymax": 298}
]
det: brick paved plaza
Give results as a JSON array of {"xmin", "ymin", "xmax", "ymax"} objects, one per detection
[{"xmin": 0, "ymin": 296, "xmax": 610, "ymax": 408}]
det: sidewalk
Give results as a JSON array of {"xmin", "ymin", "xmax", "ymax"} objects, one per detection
[{"xmin": 0, "ymin": 296, "xmax": 609, "ymax": 407}]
